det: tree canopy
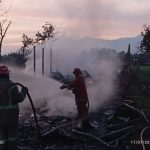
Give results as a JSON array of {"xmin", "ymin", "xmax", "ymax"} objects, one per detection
[
  {"xmin": 20, "ymin": 22, "xmax": 56, "ymax": 55},
  {"xmin": 35, "ymin": 22, "xmax": 55, "ymax": 43},
  {"xmin": 140, "ymin": 25, "xmax": 150, "ymax": 54}
]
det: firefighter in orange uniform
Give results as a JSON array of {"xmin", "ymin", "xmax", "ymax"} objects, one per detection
[
  {"xmin": 69, "ymin": 68, "xmax": 89, "ymax": 127},
  {"xmin": 0, "ymin": 65, "xmax": 27, "ymax": 150}
]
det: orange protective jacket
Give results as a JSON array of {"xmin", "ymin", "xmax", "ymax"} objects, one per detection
[{"xmin": 69, "ymin": 76, "xmax": 88, "ymax": 103}]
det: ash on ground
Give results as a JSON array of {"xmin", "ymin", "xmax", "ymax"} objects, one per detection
[{"xmin": 17, "ymin": 96, "xmax": 150, "ymax": 150}]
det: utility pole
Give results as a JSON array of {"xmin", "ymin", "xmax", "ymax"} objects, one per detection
[
  {"xmin": 42, "ymin": 48, "xmax": 44, "ymax": 76},
  {"xmin": 50, "ymin": 48, "xmax": 52, "ymax": 77},
  {"xmin": 56, "ymin": 50, "xmax": 59, "ymax": 72},
  {"xmin": 33, "ymin": 46, "xmax": 36, "ymax": 74}
]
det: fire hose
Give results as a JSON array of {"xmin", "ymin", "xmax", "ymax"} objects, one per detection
[
  {"xmin": 1, "ymin": 83, "xmax": 41, "ymax": 137},
  {"xmin": 1, "ymin": 82, "xmax": 125, "ymax": 149},
  {"xmin": 1, "ymin": 83, "xmax": 137, "ymax": 148},
  {"xmin": 1, "ymin": 82, "xmax": 87, "ymax": 139},
  {"xmin": 1, "ymin": 83, "xmax": 79, "ymax": 139}
]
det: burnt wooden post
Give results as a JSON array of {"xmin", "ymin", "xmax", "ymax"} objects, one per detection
[
  {"xmin": 50, "ymin": 49, "xmax": 52, "ymax": 77},
  {"xmin": 33, "ymin": 46, "xmax": 36, "ymax": 74},
  {"xmin": 42, "ymin": 48, "xmax": 44, "ymax": 76}
]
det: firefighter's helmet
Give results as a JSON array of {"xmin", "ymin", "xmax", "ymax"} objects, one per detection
[
  {"xmin": 0, "ymin": 65, "xmax": 10, "ymax": 75},
  {"xmin": 73, "ymin": 68, "xmax": 82, "ymax": 75}
]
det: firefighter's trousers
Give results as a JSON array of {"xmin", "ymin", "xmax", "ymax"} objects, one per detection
[
  {"xmin": 0, "ymin": 125, "xmax": 17, "ymax": 150},
  {"xmin": 76, "ymin": 101, "xmax": 88, "ymax": 119}
]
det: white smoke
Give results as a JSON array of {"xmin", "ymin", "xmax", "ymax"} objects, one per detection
[
  {"xmin": 9, "ymin": 42, "xmax": 121, "ymax": 117},
  {"xmin": 10, "ymin": 67, "xmax": 75, "ymax": 116}
]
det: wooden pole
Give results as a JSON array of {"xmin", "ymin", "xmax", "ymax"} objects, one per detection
[
  {"xmin": 33, "ymin": 46, "xmax": 36, "ymax": 74},
  {"xmin": 42, "ymin": 48, "xmax": 44, "ymax": 76},
  {"xmin": 50, "ymin": 49, "xmax": 52, "ymax": 77},
  {"xmin": 56, "ymin": 50, "xmax": 59, "ymax": 72}
]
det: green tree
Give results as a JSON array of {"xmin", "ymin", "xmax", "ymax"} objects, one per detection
[
  {"xmin": 140, "ymin": 25, "xmax": 150, "ymax": 54},
  {"xmin": 35, "ymin": 22, "xmax": 55, "ymax": 43},
  {"xmin": 20, "ymin": 34, "xmax": 33, "ymax": 56},
  {"xmin": 21, "ymin": 22, "xmax": 56, "ymax": 48}
]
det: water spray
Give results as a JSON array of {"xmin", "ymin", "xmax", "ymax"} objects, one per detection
[{"xmin": 1, "ymin": 82, "xmax": 78, "ymax": 139}]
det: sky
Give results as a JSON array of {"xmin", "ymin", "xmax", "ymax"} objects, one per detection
[{"xmin": 1, "ymin": 0, "xmax": 150, "ymax": 53}]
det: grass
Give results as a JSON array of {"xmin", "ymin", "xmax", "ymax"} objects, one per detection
[
  {"xmin": 131, "ymin": 66, "xmax": 150, "ymax": 108},
  {"xmin": 139, "ymin": 66, "xmax": 150, "ymax": 77},
  {"xmin": 136, "ymin": 95, "xmax": 150, "ymax": 108},
  {"xmin": 140, "ymin": 66, "xmax": 150, "ymax": 71}
]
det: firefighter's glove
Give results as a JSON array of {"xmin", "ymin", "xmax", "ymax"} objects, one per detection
[
  {"xmin": 60, "ymin": 84, "xmax": 68, "ymax": 90},
  {"xmin": 21, "ymin": 86, "xmax": 28, "ymax": 95},
  {"xmin": 60, "ymin": 85, "xmax": 65, "ymax": 89},
  {"xmin": 72, "ymin": 89, "xmax": 75, "ymax": 94}
]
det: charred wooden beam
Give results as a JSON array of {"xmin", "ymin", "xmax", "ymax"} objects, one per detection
[
  {"xmin": 107, "ymin": 119, "xmax": 140, "ymax": 131},
  {"xmin": 101, "ymin": 125, "xmax": 134, "ymax": 142}
]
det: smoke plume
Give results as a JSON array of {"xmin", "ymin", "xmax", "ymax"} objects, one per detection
[{"xmin": 8, "ymin": 43, "xmax": 121, "ymax": 117}]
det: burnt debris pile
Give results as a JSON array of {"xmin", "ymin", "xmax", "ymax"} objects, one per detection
[
  {"xmin": 18, "ymin": 110, "xmax": 109, "ymax": 150},
  {"xmin": 106, "ymin": 97, "xmax": 150, "ymax": 150},
  {"xmin": 17, "ymin": 94, "xmax": 150, "ymax": 150}
]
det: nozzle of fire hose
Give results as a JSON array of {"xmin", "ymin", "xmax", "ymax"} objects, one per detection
[
  {"xmin": 21, "ymin": 86, "xmax": 28, "ymax": 95},
  {"xmin": 60, "ymin": 83, "xmax": 68, "ymax": 90}
]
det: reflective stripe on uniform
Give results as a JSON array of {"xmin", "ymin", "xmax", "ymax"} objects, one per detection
[
  {"xmin": 7, "ymin": 137, "xmax": 17, "ymax": 142},
  {"xmin": 0, "ymin": 140, "xmax": 4, "ymax": 144},
  {"xmin": 0, "ymin": 105, "xmax": 17, "ymax": 109},
  {"xmin": 0, "ymin": 137, "xmax": 17, "ymax": 144}
]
